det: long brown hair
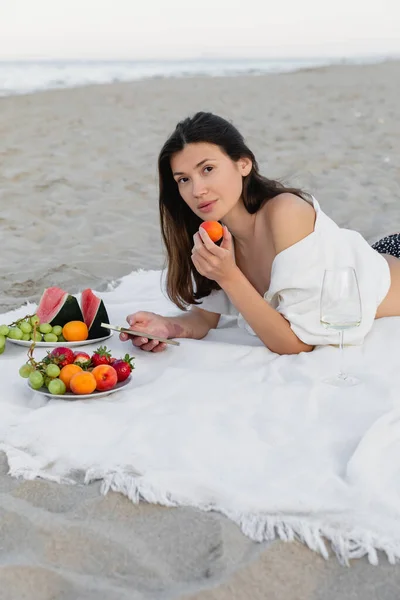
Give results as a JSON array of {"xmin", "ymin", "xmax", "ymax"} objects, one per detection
[{"xmin": 158, "ymin": 112, "xmax": 306, "ymax": 310}]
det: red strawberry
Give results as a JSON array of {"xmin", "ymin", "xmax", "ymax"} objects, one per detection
[
  {"xmin": 91, "ymin": 345, "xmax": 112, "ymax": 367},
  {"xmin": 73, "ymin": 351, "xmax": 91, "ymax": 368},
  {"xmin": 112, "ymin": 354, "xmax": 134, "ymax": 382},
  {"xmin": 49, "ymin": 346, "xmax": 75, "ymax": 368}
]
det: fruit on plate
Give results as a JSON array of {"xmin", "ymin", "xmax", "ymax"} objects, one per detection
[
  {"xmin": 91, "ymin": 365, "xmax": 118, "ymax": 391},
  {"xmin": 62, "ymin": 320, "xmax": 89, "ymax": 342},
  {"xmin": 0, "ymin": 314, "xmax": 72, "ymax": 346},
  {"xmin": 91, "ymin": 346, "xmax": 111, "ymax": 367},
  {"xmin": 0, "ymin": 287, "xmax": 111, "ymax": 355},
  {"xmin": 81, "ymin": 288, "xmax": 110, "ymax": 339},
  {"xmin": 19, "ymin": 345, "xmax": 133, "ymax": 397},
  {"xmin": 59, "ymin": 364, "xmax": 83, "ymax": 390},
  {"xmin": 69, "ymin": 371, "xmax": 97, "ymax": 395},
  {"xmin": 200, "ymin": 221, "xmax": 223, "ymax": 242},
  {"xmin": 73, "ymin": 351, "xmax": 91, "ymax": 367},
  {"xmin": 112, "ymin": 354, "xmax": 135, "ymax": 382},
  {"xmin": 49, "ymin": 346, "xmax": 75, "ymax": 368},
  {"xmin": 36, "ymin": 287, "xmax": 84, "ymax": 328}
]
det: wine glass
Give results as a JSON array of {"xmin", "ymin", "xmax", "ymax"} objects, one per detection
[{"xmin": 320, "ymin": 267, "xmax": 362, "ymax": 387}]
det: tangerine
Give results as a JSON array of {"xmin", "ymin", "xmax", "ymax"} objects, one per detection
[
  {"xmin": 200, "ymin": 221, "xmax": 223, "ymax": 242},
  {"xmin": 69, "ymin": 371, "xmax": 97, "ymax": 395},
  {"xmin": 62, "ymin": 320, "xmax": 89, "ymax": 342},
  {"xmin": 59, "ymin": 364, "xmax": 83, "ymax": 391}
]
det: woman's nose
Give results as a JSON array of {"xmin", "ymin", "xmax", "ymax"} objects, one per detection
[{"xmin": 192, "ymin": 179, "xmax": 207, "ymax": 198}]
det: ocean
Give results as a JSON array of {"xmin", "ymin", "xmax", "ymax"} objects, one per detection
[{"xmin": 0, "ymin": 56, "xmax": 389, "ymax": 97}]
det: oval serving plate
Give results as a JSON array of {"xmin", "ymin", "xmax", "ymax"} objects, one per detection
[
  {"xmin": 8, "ymin": 332, "xmax": 113, "ymax": 348},
  {"xmin": 28, "ymin": 375, "xmax": 132, "ymax": 400}
]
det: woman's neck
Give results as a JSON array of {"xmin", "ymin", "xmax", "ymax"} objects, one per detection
[{"xmin": 221, "ymin": 201, "xmax": 258, "ymax": 251}]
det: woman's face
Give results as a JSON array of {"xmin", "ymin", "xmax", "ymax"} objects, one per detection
[{"xmin": 170, "ymin": 142, "xmax": 252, "ymax": 221}]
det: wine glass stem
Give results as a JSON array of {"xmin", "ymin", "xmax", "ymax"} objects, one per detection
[{"xmin": 339, "ymin": 329, "xmax": 345, "ymax": 378}]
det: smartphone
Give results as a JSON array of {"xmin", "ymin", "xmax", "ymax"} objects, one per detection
[{"xmin": 101, "ymin": 323, "xmax": 180, "ymax": 346}]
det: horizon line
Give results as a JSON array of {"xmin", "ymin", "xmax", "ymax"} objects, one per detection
[{"xmin": 0, "ymin": 51, "xmax": 398, "ymax": 63}]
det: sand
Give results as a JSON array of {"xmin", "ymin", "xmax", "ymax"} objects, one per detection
[{"xmin": 0, "ymin": 59, "xmax": 400, "ymax": 599}]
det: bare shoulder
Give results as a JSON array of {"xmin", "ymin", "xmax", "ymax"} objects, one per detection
[{"xmin": 262, "ymin": 193, "xmax": 316, "ymax": 254}]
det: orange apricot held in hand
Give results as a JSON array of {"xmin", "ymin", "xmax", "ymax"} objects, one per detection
[
  {"xmin": 69, "ymin": 371, "xmax": 97, "ymax": 395},
  {"xmin": 59, "ymin": 364, "xmax": 83, "ymax": 391},
  {"xmin": 200, "ymin": 221, "xmax": 223, "ymax": 242},
  {"xmin": 62, "ymin": 321, "xmax": 89, "ymax": 342}
]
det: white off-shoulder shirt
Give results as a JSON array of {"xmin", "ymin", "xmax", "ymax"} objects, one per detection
[{"xmin": 196, "ymin": 196, "xmax": 391, "ymax": 346}]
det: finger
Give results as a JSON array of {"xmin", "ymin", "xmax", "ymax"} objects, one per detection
[
  {"xmin": 152, "ymin": 342, "xmax": 167, "ymax": 353},
  {"xmin": 192, "ymin": 232, "xmax": 205, "ymax": 252},
  {"xmin": 126, "ymin": 313, "xmax": 136, "ymax": 326},
  {"xmin": 141, "ymin": 339, "xmax": 160, "ymax": 352},
  {"xmin": 126, "ymin": 312, "xmax": 148, "ymax": 327},
  {"xmin": 191, "ymin": 253, "xmax": 212, "ymax": 278},
  {"xmin": 220, "ymin": 226, "xmax": 233, "ymax": 251},
  {"xmin": 192, "ymin": 235, "xmax": 218, "ymax": 262},
  {"xmin": 131, "ymin": 336, "xmax": 149, "ymax": 347},
  {"xmin": 119, "ymin": 332, "xmax": 129, "ymax": 342},
  {"xmin": 198, "ymin": 227, "xmax": 223, "ymax": 255}
]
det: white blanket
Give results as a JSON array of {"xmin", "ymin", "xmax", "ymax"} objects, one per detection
[{"xmin": 1, "ymin": 269, "xmax": 400, "ymax": 566}]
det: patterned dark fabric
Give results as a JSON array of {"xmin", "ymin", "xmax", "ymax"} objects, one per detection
[{"xmin": 372, "ymin": 233, "xmax": 400, "ymax": 258}]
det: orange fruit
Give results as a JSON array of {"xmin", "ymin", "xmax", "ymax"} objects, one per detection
[
  {"xmin": 62, "ymin": 320, "xmax": 89, "ymax": 342},
  {"xmin": 59, "ymin": 364, "xmax": 82, "ymax": 391},
  {"xmin": 69, "ymin": 371, "xmax": 97, "ymax": 395},
  {"xmin": 200, "ymin": 221, "xmax": 223, "ymax": 242}
]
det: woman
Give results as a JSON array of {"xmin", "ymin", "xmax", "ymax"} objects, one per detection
[{"xmin": 120, "ymin": 112, "xmax": 400, "ymax": 355}]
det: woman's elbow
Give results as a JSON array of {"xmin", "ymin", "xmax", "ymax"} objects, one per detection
[{"xmin": 267, "ymin": 338, "xmax": 314, "ymax": 356}]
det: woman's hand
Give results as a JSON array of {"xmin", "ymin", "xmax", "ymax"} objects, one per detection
[
  {"xmin": 119, "ymin": 311, "xmax": 170, "ymax": 352},
  {"xmin": 191, "ymin": 225, "xmax": 237, "ymax": 285}
]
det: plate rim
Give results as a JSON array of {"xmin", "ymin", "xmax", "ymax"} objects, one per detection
[
  {"xmin": 28, "ymin": 374, "xmax": 132, "ymax": 400},
  {"xmin": 8, "ymin": 332, "xmax": 113, "ymax": 348}
]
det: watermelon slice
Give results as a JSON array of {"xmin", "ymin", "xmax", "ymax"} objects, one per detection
[
  {"xmin": 36, "ymin": 287, "xmax": 84, "ymax": 327},
  {"xmin": 81, "ymin": 289, "xmax": 110, "ymax": 339}
]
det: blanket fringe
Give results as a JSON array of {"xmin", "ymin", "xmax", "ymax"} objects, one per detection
[
  {"xmin": 3, "ymin": 457, "xmax": 400, "ymax": 568},
  {"xmin": 86, "ymin": 469, "xmax": 400, "ymax": 567}
]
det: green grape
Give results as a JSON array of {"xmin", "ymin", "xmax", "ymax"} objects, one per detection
[
  {"xmin": 0, "ymin": 325, "xmax": 10, "ymax": 336},
  {"xmin": 8, "ymin": 327, "xmax": 23, "ymax": 340},
  {"xmin": 57, "ymin": 335, "xmax": 66, "ymax": 342},
  {"xmin": 48, "ymin": 378, "xmax": 66, "ymax": 395},
  {"xmin": 19, "ymin": 321, "xmax": 32, "ymax": 334},
  {"xmin": 44, "ymin": 333, "xmax": 58, "ymax": 343},
  {"xmin": 44, "ymin": 376, "xmax": 52, "ymax": 388},
  {"xmin": 0, "ymin": 334, "xmax": 5, "ymax": 350},
  {"xmin": 0, "ymin": 345, "xmax": 5, "ymax": 355},
  {"xmin": 19, "ymin": 363, "xmax": 34, "ymax": 378},
  {"xmin": 51, "ymin": 325, "xmax": 62, "ymax": 336},
  {"xmin": 46, "ymin": 364, "xmax": 60, "ymax": 378},
  {"xmin": 21, "ymin": 333, "xmax": 31, "ymax": 341},
  {"xmin": 29, "ymin": 370, "xmax": 44, "ymax": 390},
  {"xmin": 31, "ymin": 332, "xmax": 43, "ymax": 342},
  {"xmin": 30, "ymin": 315, "xmax": 40, "ymax": 326},
  {"xmin": 39, "ymin": 323, "xmax": 52, "ymax": 334}
]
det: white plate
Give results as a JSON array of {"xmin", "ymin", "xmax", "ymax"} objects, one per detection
[
  {"xmin": 28, "ymin": 375, "xmax": 132, "ymax": 400},
  {"xmin": 8, "ymin": 332, "xmax": 113, "ymax": 348}
]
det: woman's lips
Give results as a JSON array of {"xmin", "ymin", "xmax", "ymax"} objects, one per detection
[{"xmin": 198, "ymin": 200, "xmax": 217, "ymax": 213}]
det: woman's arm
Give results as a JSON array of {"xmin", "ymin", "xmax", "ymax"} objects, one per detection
[
  {"xmin": 192, "ymin": 193, "xmax": 316, "ymax": 355},
  {"xmin": 220, "ymin": 194, "xmax": 316, "ymax": 354},
  {"xmin": 167, "ymin": 306, "xmax": 221, "ymax": 340},
  {"xmin": 220, "ymin": 268, "xmax": 313, "ymax": 354}
]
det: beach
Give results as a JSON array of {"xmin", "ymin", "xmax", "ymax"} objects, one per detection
[{"xmin": 0, "ymin": 59, "xmax": 400, "ymax": 599}]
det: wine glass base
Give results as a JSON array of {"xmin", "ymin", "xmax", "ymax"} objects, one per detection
[{"xmin": 323, "ymin": 373, "xmax": 361, "ymax": 387}]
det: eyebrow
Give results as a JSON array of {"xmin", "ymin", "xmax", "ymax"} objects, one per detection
[{"xmin": 172, "ymin": 158, "xmax": 215, "ymax": 177}]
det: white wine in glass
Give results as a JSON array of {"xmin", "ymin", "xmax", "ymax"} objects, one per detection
[{"xmin": 320, "ymin": 267, "xmax": 362, "ymax": 387}]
